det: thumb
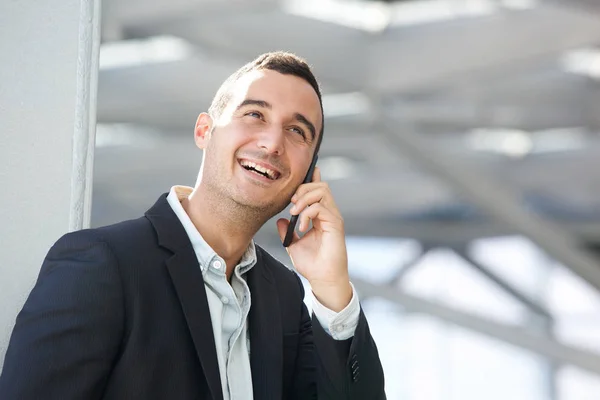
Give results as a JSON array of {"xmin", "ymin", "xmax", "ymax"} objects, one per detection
[{"xmin": 276, "ymin": 218, "xmax": 289, "ymax": 242}]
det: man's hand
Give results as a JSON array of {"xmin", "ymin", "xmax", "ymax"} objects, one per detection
[{"xmin": 277, "ymin": 167, "xmax": 352, "ymax": 312}]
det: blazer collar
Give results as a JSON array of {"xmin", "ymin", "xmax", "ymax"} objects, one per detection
[
  {"xmin": 145, "ymin": 193, "xmax": 193, "ymax": 254},
  {"xmin": 145, "ymin": 195, "xmax": 285, "ymax": 400},
  {"xmin": 145, "ymin": 194, "xmax": 223, "ymax": 400}
]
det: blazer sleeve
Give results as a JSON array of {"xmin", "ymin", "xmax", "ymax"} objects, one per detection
[
  {"xmin": 0, "ymin": 231, "xmax": 125, "ymax": 400},
  {"xmin": 290, "ymin": 274, "xmax": 386, "ymax": 400}
]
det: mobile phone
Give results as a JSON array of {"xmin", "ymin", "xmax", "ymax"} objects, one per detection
[{"xmin": 282, "ymin": 154, "xmax": 319, "ymax": 247}]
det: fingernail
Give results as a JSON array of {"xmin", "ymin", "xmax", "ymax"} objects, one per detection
[{"xmin": 290, "ymin": 205, "xmax": 297, "ymax": 214}]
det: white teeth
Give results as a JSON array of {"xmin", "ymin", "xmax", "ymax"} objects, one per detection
[{"xmin": 240, "ymin": 160, "xmax": 276, "ymax": 179}]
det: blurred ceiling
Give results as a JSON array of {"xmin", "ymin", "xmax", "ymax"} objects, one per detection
[{"xmin": 92, "ymin": 0, "xmax": 600, "ymax": 265}]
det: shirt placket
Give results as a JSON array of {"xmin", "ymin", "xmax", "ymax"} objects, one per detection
[{"xmin": 226, "ymin": 269, "xmax": 253, "ymax": 399}]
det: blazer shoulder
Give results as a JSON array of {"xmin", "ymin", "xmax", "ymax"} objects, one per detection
[
  {"xmin": 94, "ymin": 216, "xmax": 154, "ymax": 242},
  {"xmin": 52, "ymin": 216, "xmax": 155, "ymax": 256}
]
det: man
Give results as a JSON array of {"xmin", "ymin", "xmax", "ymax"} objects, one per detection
[{"xmin": 0, "ymin": 52, "xmax": 385, "ymax": 399}]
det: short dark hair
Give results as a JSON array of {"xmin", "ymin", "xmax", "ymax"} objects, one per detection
[{"xmin": 208, "ymin": 51, "xmax": 324, "ymax": 152}]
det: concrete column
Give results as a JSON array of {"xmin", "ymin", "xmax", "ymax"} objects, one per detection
[{"xmin": 0, "ymin": 0, "xmax": 101, "ymax": 368}]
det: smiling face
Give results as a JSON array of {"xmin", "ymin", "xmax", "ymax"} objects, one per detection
[{"xmin": 194, "ymin": 68, "xmax": 323, "ymax": 219}]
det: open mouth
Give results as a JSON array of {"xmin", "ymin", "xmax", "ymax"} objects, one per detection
[{"xmin": 239, "ymin": 159, "xmax": 281, "ymax": 180}]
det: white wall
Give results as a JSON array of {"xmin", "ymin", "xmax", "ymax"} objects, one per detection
[{"xmin": 0, "ymin": 0, "xmax": 100, "ymax": 369}]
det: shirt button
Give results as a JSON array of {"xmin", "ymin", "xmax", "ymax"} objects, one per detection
[
  {"xmin": 213, "ymin": 260, "xmax": 223, "ymax": 270},
  {"xmin": 221, "ymin": 296, "xmax": 229, "ymax": 304}
]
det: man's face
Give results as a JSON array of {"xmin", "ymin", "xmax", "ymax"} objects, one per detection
[{"xmin": 196, "ymin": 69, "xmax": 323, "ymax": 218}]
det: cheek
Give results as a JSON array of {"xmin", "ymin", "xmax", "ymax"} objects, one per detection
[
  {"xmin": 212, "ymin": 127, "xmax": 248, "ymax": 153},
  {"xmin": 290, "ymin": 153, "xmax": 313, "ymax": 179},
  {"xmin": 231, "ymin": 123, "xmax": 261, "ymax": 146},
  {"xmin": 281, "ymin": 162, "xmax": 311, "ymax": 196}
]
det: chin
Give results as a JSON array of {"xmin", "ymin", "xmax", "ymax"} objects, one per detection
[{"xmin": 232, "ymin": 194, "xmax": 288, "ymax": 218}]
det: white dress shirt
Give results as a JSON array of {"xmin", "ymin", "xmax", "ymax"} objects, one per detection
[{"xmin": 166, "ymin": 186, "xmax": 360, "ymax": 400}]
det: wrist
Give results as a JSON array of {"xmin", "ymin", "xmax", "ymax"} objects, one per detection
[{"xmin": 311, "ymin": 279, "xmax": 352, "ymax": 312}]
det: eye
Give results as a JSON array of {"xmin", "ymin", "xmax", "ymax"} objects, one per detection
[
  {"xmin": 245, "ymin": 111, "xmax": 263, "ymax": 119},
  {"xmin": 288, "ymin": 126, "xmax": 306, "ymax": 138}
]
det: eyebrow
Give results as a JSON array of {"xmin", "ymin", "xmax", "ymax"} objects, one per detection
[
  {"xmin": 237, "ymin": 99, "xmax": 272, "ymax": 110},
  {"xmin": 237, "ymin": 98, "xmax": 317, "ymax": 141},
  {"xmin": 293, "ymin": 113, "xmax": 316, "ymax": 141}
]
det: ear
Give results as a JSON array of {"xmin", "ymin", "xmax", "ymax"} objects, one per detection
[{"xmin": 194, "ymin": 113, "xmax": 213, "ymax": 149}]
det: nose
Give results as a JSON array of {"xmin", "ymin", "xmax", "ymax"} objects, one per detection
[{"xmin": 256, "ymin": 126, "xmax": 285, "ymax": 155}]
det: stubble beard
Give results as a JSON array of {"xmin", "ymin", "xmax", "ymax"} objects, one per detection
[
  {"xmin": 207, "ymin": 170, "xmax": 293, "ymax": 233},
  {"xmin": 201, "ymin": 138, "xmax": 297, "ymax": 232}
]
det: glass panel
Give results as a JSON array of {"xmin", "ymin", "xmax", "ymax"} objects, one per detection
[{"xmin": 402, "ymin": 247, "xmax": 528, "ymax": 324}]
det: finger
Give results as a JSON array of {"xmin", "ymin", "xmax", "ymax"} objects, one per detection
[
  {"xmin": 298, "ymin": 203, "xmax": 338, "ymax": 232},
  {"xmin": 291, "ymin": 181, "xmax": 328, "ymax": 203},
  {"xmin": 290, "ymin": 187, "xmax": 327, "ymax": 215},
  {"xmin": 312, "ymin": 166, "xmax": 321, "ymax": 183},
  {"xmin": 276, "ymin": 218, "xmax": 301, "ymax": 246},
  {"xmin": 291, "ymin": 188, "xmax": 342, "ymax": 221},
  {"xmin": 298, "ymin": 205, "xmax": 314, "ymax": 233}
]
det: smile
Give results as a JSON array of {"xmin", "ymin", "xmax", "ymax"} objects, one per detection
[{"xmin": 238, "ymin": 159, "xmax": 281, "ymax": 180}]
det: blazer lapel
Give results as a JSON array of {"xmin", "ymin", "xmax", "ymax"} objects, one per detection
[
  {"xmin": 247, "ymin": 248, "xmax": 283, "ymax": 400},
  {"xmin": 145, "ymin": 194, "xmax": 223, "ymax": 400}
]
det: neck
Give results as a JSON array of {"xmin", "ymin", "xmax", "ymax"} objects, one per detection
[{"xmin": 182, "ymin": 185, "xmax": 265, "ymax": 279}]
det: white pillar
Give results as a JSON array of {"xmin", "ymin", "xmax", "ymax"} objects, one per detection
[{"xmin": 0, "ymin": 0, "xmax": 101, "ymax": 369}]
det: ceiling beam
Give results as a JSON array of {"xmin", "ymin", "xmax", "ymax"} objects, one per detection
[
  {"xmin": 263, "ymin": 239, "xmax": 600, "ymax": 375},
  {"xmin": 455, "ymin": 248, "xmax": 552, "ymax": 319},
  {"xmin": 375, "ymin": 112, "xmax": 600, "ymax": 292},
  {"xmin": 352, "ymin": 277, "xmax": 600, "ymax": 375},
  {"xmin": 369, "ymin": 4, "xmax": 600, "ymax": 93},
  {"xmin": 254, "ymin": 217, "xmax": 600, "ymax": 249},
  {"xmin": 545, "ymin": 0, "xmax": 600, "ymax": 14}
]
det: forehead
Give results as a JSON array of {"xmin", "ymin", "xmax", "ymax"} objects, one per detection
[{"xmin": 227, "ymin": 69, "xmax": 323, "ymax": 131}]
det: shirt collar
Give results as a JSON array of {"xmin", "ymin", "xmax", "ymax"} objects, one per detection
[{"xmin": 166, "ymin": 185, "xmax": 257, "ymax": 274}]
